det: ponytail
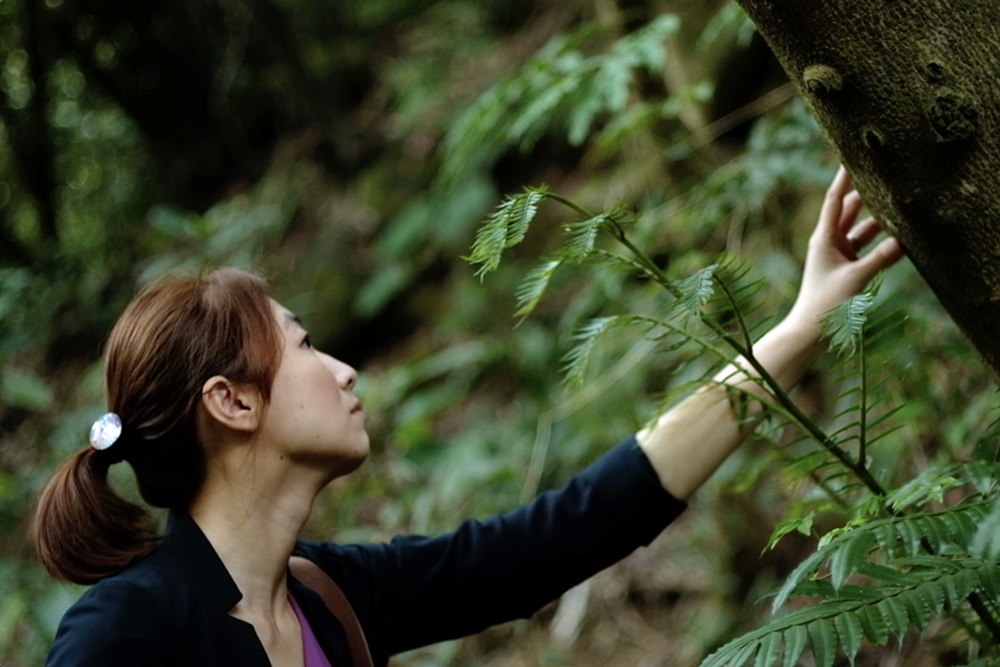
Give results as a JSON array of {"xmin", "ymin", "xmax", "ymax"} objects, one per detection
[{"xmin": 32, "ymin": 447, "xmax": 156, "ymax": 585}]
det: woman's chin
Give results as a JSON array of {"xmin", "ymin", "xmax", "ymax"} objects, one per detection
[{"xmin": 335, "ymin": 438, "xmax": 370, "ymax": 475}]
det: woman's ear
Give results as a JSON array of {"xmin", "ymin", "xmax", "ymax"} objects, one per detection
[{"xmin": 200, "ymin": 375, "xmax": 262, "ymax": 433}]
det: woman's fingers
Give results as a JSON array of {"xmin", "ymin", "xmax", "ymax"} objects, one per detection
[
  {"xmin": 838, "ymin": 191, "xmax": 864, "ymax": 237},
  {"xmin": 868, "ymin": 235, "xmax": 905, "ymax": 269},
  {"xmin": 817, "ymin": 166, "xmax": 851, "ymax": 238},
  {"xmin": 846, "ymin": 216, "xmax": 882, "ymax": 252}
]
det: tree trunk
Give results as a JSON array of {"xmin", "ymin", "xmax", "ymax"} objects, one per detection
[{"xmin": 735, "ymin": 1, "xmax": 1000, "ymax": 377}]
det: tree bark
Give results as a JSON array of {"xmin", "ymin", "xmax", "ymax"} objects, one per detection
[{"xmin": 735, "ymin": 1, "xmax": 1000, "ymax": 377}]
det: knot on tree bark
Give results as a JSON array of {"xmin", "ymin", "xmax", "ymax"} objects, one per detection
[
  {"xmin": 802, "ymin": 64, "xmax": 843, "ymax": 95},
  {"xmin": 929, "ymin": 91, "xmax": 979, "ymax": 142}
]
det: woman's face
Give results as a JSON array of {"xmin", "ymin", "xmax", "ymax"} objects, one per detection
[{"xmin": 257, "ymin": 301, "xmax": 370, "ymax": 474}]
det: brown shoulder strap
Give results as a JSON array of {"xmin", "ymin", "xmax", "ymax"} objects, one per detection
[{"xmin": 288, "ymin": 555, "xmax": 374, "ymax": 667}]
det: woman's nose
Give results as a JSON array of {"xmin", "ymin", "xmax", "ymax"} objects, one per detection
[
  {"xmin": 342, "ymin": 365, "xmax": 357, "ymax": 390},
  {"xmin": 325, "ymin": 354, "xmax": 357, "ymax": 389}
]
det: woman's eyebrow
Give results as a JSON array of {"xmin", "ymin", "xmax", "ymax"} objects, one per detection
[{"xmin": 283, "ymin": 311, "xmax": 304, "ymax": 329}]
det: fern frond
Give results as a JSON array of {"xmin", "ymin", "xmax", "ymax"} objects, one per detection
[
  {"xmin": 467, "ymin": 186, "xmax": 549, "ymax": 278},
  {"xmin": 753, "ymin": 630, "xmax": 782, "ymax": 667},
  {"xmin": 767, "ymin": 501, "xmax": 841, "ymax": 550},
  {"xmin": 562, "ymin": 212, "xmax": 613, "ymax": 263},
  {"xmin": 671, "ymin": 263, "xmax": 717, "ymax": 320},
  {"xmin": 830, "ymin": 529, "xmax": 876, "ymax": 589},
  {"xmin": 514, "ymin": 259, "xmax": 562, "ymax": 320},
  {"xmin": 439, "ymin": 15, "xmax": 681, "ymax": 185},
  {"xmin": 507, "ymin": 67, "xmax": 584, "ymax": 148},
  {"xmin": 561, "ymin": 315, "xmax": 654, "ymax": 388},
  {"xmin": 823, "ymin": 290, "xmax": 875, "ymax": 357},
  {"xmin": 781, "ymin": 624, "xmax": 808, "ymax": 667},
  {"xmin": 703, "ymin": 257, "xmax": 767, "ymax": 336},
  {"xmin": 834, "ymin": 612, "xmax": 864, "ymax": 665},
  {"xmin": 703, "ymin": 559, "xmax": 1000, "ymax": 667},
  {"xmin": 808, "ymin": 618, "xmax": 838, "ymax": 667},
  {"xmin": 886, "ymin": 464, "xmax": 963, "ymax": 512},
  {"xmin": 773, "ymin": 502, "xmax": 993, "ymax": 612}
]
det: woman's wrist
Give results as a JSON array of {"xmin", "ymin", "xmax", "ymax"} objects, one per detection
[
  {"xmin": 737, "ymin": 312, "xmax": 827, "ymax": 395},
  {"xmin": 777, "ymin": 302, "xmax": 828, "ymax": 347}
]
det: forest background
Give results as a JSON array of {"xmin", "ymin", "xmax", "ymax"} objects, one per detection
[{"xmin": 1, "ymin": 1, "xmax": 996, "ymax": 665}]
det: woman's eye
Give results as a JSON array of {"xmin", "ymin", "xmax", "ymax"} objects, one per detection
[{"xmin": 302, "ymin": 334, "xmax": 312, "ymax": 348}]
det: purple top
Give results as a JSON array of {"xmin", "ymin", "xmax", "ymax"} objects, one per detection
[{"xmin": 289, "ymin": 593, "xmax": 333, "ymax": 667}]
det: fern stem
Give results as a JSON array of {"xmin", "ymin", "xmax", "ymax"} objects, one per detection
[
  {"xmin": 713, "ymin": 274, "xmax": 755, "ymax": 355},
  {"xmin": 546, "ymin": 194, "xmax": 683, "ymax": 299},
  {"xmin": 600, "ymin": 217, "xmax": 684, "ymax": 299},
  {"xmin": 726, "ymin": 335, "xmax": 888, "ymax": 497},
  {"xmin": 545, "ymin": 192, "xmax": 595, "ymax": 220}
]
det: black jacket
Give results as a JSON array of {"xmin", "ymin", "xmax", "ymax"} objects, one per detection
[{"xmin": 45, "ymin": 438, "xmax": 685, "ymax": 666}]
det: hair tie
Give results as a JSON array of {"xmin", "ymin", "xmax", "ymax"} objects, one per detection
[{"xmin": 89, "ymin": 413, "xmax": 123, "ymax": 451}]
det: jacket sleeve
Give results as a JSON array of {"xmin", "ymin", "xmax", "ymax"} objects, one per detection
[
  {"xmin": 45, "ymin": 579, "xmax": 176, "ymax": 667},
  {"xmin": 298, "ymin": 436, "xmax": 686, "ymax": 660}
]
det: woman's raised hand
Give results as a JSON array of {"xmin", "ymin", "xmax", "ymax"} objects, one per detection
[{"xmin": 787, "ymin": 166, "xmax": 905, "ymax": 334}]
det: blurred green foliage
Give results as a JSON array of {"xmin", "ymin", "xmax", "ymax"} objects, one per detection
[{"xmin": 1, "ymin": 1, "xmax": 995, "ymax": 666}]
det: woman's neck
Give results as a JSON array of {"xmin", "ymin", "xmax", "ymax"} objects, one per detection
[{"xmin": 188, "ymin": 464, "xmax": 321, "ymax": 618}]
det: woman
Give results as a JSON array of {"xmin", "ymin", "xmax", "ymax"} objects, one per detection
[{"xmin": 34, "ymin": 167, "xmax": 903, "ymax": 666}]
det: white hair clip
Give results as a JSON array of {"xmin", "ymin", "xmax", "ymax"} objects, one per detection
[{"xmin": 89, "ymin": 413, "xmax": 123, "ymax": 451}]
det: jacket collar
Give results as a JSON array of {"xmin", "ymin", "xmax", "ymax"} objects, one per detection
[
  {"xmin": 160, "ymin": 512, "xmax": 355, "ymax": 666},
  {"xmin": 163, "ymin": 511, "xmax": 245, "ymax": 613}
]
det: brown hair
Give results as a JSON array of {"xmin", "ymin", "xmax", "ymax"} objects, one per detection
[{"xmin": 32, "ymin": 268, "xmax": 282, "ymax": 584}]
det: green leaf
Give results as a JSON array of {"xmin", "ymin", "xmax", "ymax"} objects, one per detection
[
  {"xmin": 561, "ymin": 315, "xmax": 629, "ymax": 388},
  {"xmin": 896, "ymin": 519, "xmax": 925, "ymax": 556},
  {"xmin": 823, "ymin": 290, "xmax": 875, "ymax": 356},
  {"xmin": 754, "ymin": 631, "xmax": 782, "ymax": 667},
  {"xmin": 887, "ymin": 467, "xmax": 961, "ymax": 512},
  {"xmin": 877, "ymin": 598, "xmax": 910, "ymax": 640},
  {"xmin": 855, "ymin": 562, "xmax": 917, "ymax": 587},
  {"xmin": 782, "ymin": 624, "xmax": 808, "ymax": 667},
  {"xmin": 567, "ymin": 77, "xmax": 604, "ymax": 145},
  {"xmin": 562, "ymin": 213, "xmax": 611, "ymax": 264},
  {"xmin": 773, "ymin": 548, "xmax": 827, "ymax": 612},
  {"xmin": 468, "ymin": 186, "xmax": 549, "ymax": 277},
  {"xmin": 941, "ymin": 507, "xmax": 978, "ymax": 549},
  {"xmin": 834, "ymin": 612, "xmax": 863, "ymax": 665},
  {"xmin": 514, "ymin": 259, "xmax": 563, "ymax": 320},
  {"xmin": 830, "ymin": 530, "xmax": 875, "ymax": 590},
  {"xmin": 728, "ymin": 642, "xmax": 758, "ymax": 667},
  {"xmin": 900, "ymin": 589, "xmax": 931, "ymax": 631},
  {"xmin": 917, "ymin": 581, "xmax": 945, "ymax": 618},
  {"xmin": 857, "ymin": 603, "xmax": 889, "ymax": 645},
  {"xmin": 921, "ymin": 516, "xmax": 952, "ymax": 555},
  {"xmin": 507, "ymin": 71, "xmax": 582, "ymax": 144},
  {"xmin": 807, "ymin": 619, "xmax": 837, "ymax": 667},
  {"xmin": 768, "ymin": 514, "xmax": 815, "ymax": 550},
  {"xmin": 439, "ymin": 15, "xmax": 680, "ymax": 183},
  {"xmin": 673, "ymin": 264, "xmax": 717, "ymax": 319}
]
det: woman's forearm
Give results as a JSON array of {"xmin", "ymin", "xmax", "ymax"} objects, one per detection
[{"xmin": 635, "ymin": 315, "xmax": 823, "ymax": 500}]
